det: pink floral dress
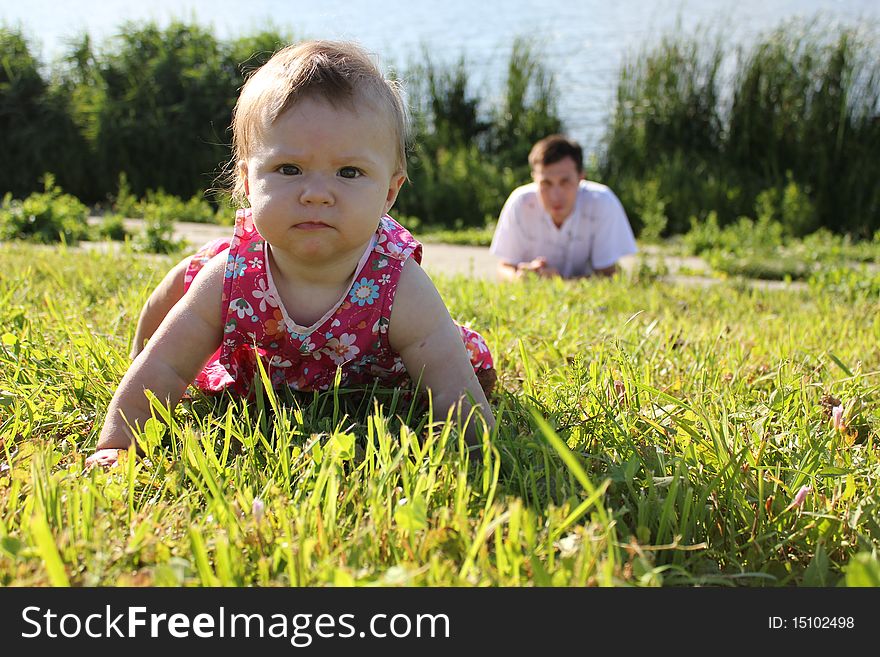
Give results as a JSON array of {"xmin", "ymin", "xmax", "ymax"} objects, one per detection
[{"xmin": 183, "ymin": 209, "xmax": 493, "ymax": 395}]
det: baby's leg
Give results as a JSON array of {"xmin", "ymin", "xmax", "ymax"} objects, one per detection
[{"xmin": 130, "ymin": 258, "xmax": 189, "ymax": 359}]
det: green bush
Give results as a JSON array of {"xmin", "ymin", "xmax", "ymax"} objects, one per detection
[
  {"xmin": 399, "ymin": 38, "xmax": 561, "ymax": 227},
  {"xmin": 601, "ymin": 34, "xmax": 726, "ymax": 234},
  {"xmin": 808, "ymin": 265, "xmax": 880, "ymax": 300},
  {"xmin": 797, "ymin": 228, "xmax": 880, "ymax": 264},
  {"xmin": 681, "ymin": 211, "xmax": 723, "ymax": 255},
  {"xmin": 487, "ymin": 38, "xmax": 564, "ymax": 176},
  {"xmin": 96, "ymin": 213, "xmax": 128, "ymax": 241},
  {"xmin": 135, "ymin": 213, "xmax": 187, "ymax": 254},
  {"xmin": 401, "ymin": 144, "xmax": 517, "ymax": 228},
  {"xmin": 139, "ymin": 189, "xmax": 217, "ymax": 224},
  {"xmin": 683, "ymin": 213, "xmax": 785, "ymax": 269},
  {"xmin": 4, "ymin": 22, "xmax": 290, "ymax": 205},
  {"xmin": 89, "ymin": 22, "xmax": 235, "ymax": 200},
  {"xmin": 6, "ymin": 17, "xmax": 877, "ymax": 236},
  {"xmin": 110, "ymin": 172, "xmax": 142, "ymax": 218},
  {"xmin": 0, "ymin": 175, "xmax": 90, "ymax": 244},
  {"xmin": 621, "ymin": 178, "xmax": 668, "ymax": 242},
  {"xmin": 754, "ymin": 175, "xmax": 818, "ymax": 238},
  {"xmin": 727, "ymin": 22, "xmax": 880, "ymax": 237}
]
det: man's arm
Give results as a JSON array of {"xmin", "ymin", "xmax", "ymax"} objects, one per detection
[
  {"xmin": 490, "ymin": 188, "xmax": 536, "ymax": 281},
  {"xmin": 497, "ymin": 261, "xmax": 521, "ymax": 281},
  {"xmin": 589, "ymin": 186, "xmax": 637, "ymax": 276}
]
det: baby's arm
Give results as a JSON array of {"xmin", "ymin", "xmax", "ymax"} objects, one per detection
[
  {"xmin": 130, "ymin": 258, "xmax": 189, "ymax": 359},
  {"xmin": 88, "ymin": 254, "xmax": 226, "ymax": 466},
  {"xmin": 388, "ymin": 259, "xmax": 496, "ymax": 450}
]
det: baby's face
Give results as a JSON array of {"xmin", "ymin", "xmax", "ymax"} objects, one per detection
[{"xmin": 241, "ymin": 96, "xmax": 405, "ymax": 265}]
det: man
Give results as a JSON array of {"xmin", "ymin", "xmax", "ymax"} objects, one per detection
[{"xmin": 490, "ymin": 134, "xmax": 636, "ymax": 280}]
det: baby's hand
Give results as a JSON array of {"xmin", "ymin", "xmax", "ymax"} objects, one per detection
[{"xmin": 85, "ymin": 448, "xmax": 125, "ymax": 469}]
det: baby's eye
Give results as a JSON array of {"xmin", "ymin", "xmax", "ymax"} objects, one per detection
[
  {"xmin": 279, "ymin": 164, "xmax": 301, "ymax": 176},
  {"xmin": 338, "ymin": 166, "xmax": 363, "ymax": 179}
]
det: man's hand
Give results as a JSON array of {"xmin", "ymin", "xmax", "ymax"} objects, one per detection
[{"xmin": 517, "ymin": 257, "xmax": 560, "ymax": 279}]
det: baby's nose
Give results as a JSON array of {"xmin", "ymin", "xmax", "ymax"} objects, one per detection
[{"xmin": 299, "ymin": 178, "xmax": 334, "ymax": 205}]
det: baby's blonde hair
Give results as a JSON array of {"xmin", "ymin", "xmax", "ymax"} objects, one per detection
[{"xmin": 230, "ymin": 40, "xmax": 409, "ymax": 203}]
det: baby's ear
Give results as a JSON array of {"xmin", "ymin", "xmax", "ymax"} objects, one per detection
[{"xmin": 384, "ymin": 173, "xmax": 406, "ymax": 213}]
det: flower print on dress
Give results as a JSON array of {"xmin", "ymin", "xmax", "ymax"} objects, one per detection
[
  {"xmin": 299, "ymin": 337, "xmax": 322, "ymax": 359},
  {"xmin": 459, "ymin": 326, "xmax": 493, "ymax": 370},
  {"xmin": 226, "ymin": 255, "xmax": 247, "ymax": 279},
  {"xmin": 379, "ymin": 273, "xmax": 391, "ymax": 285},
  {"xmin": 372, "ymin": 316, "xmax": 390, "ymax": 335},
  {"xmin": 370, "ymin": 358, "xmax": 406, "ymax": 378},
  {"xmin": 465, "ymin": 339, "xmax": 482, "ymax": 365},
  {"xmin": 269, "ymin": 355, "xmax": 292, "ymax": 368},
  {"xmin": 465, "ymin": 331, "xmax": 489, "ymax": 354},
  {"xmin": 350, "ymin": 278, "xmax": 380, "ymax": 306},
  {"xmin": 356, "ymin": 354, "xmax": 378, "ymax": 368},
  {"xmin": 387, "ymin": 241, "xmax": 404, "ymax": 257},
  {"xmin": 265, "ymin": 309, "xmax": 286, "ymax": 338},
  {"xmin": 224, "ymin": 317, "xmax": 238, "ymax": 334},
  {"xmin": 248, "ymin": 257, "xmax": 262, "ymax": 270},
  {"xmin": 252, "ymin": 278, "xmax": 279, "ymax": 312},
  {"xmin": 376, "ymin": 235, "xmax": 414, "ymax": 260},
  {"xmin": 230, "ymin": 298, "xmax": 255, "ymax": 320},
  {"xmin": 323, "ymin": 333, "xmax": 360, "ymax": 365}
]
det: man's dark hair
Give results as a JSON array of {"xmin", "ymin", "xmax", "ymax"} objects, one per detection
[{"xmin": 528, "ymin": 134, "xmax": 583, "ymax": 172}]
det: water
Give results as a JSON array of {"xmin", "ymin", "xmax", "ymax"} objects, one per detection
[{"xmin": 3, "ymin": 0, "xmax": 878, "ymax": 152}]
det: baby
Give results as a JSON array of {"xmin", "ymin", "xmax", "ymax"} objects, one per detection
[{"xmin": 88, "ymin": 41, "xmax": 496, "ymax": 467}]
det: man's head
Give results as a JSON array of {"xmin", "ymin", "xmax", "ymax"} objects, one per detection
[
  {"xmin": 230, "ymin": 40, "xmax": 409, "ymax": 203},
  {"xmin": 528, "ymin": 135, "xmax": 584, "ymax": 226}
]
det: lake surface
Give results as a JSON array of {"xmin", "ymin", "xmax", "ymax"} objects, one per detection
[{"xmin": 3, "ymin": 0, "xmax": 878, "ymax": 152}]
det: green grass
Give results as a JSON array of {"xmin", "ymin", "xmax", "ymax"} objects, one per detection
[
  {"xmin": 417, "ymin": 225, "xmax": 495, "ymax": 247},
  {"xmin": 1, "ymin": 242, "xmax": 879, "ymax": 586}
]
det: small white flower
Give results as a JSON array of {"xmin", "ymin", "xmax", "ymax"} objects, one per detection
[
  {"xmin": 252, "ymin": 497, "xmax": 265, "ymax": 523},
  {"xmin": 784, "ymin": 485, "xmax": 811, "ymax": 514},
  {"xmin": 831, "ymin": 405, "xmax": 845, "ymax": 431}
]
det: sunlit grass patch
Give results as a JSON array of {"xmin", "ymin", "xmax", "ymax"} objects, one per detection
[{"xmin": 1, "ymin": 244, "xmax": 878, "ymax": 586}]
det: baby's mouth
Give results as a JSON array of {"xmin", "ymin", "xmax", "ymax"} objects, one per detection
[{"xmin": 295, "ymin": 221, "xmax": 330, "ymax": 230}]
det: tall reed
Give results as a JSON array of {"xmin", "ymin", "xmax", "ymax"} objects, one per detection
[{"xmin": 601, "ymin": 18, "xmax": 880, "ymax": 237}]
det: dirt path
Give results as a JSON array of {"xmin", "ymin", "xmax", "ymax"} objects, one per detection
[{"xmin": 107, "ymin": 218, "xmax": 807, "ymax": 291}]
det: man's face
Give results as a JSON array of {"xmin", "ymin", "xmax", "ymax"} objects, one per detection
[{"xmin": 531, "ymin": 157, "xmax": 583, "ymax": 226}]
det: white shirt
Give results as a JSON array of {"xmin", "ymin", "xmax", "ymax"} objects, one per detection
[{"xmin": 489, "ymin": 180, "xmax": 637, "ymax": 278}]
